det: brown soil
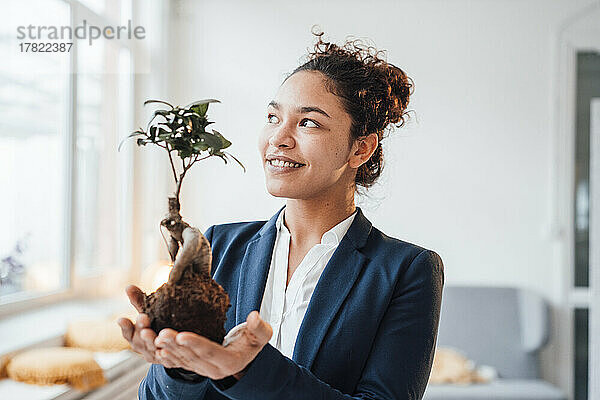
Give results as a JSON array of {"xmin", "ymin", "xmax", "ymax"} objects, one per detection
[{"xmin": 142, "ymin": 269, "xmax": 231, "ymax": 344}]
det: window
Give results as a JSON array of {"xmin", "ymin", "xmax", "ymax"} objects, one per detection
[
  {"xmin": 0, "ymin": 0, "xmax": 71, "ymax": 302},
  {"xmin": 73, "ymin": 22, "xmax": 134, "ymax": 277},
  {"xmin": 1, "ymin": 0, "xmax": 134, "ymax": 306}
]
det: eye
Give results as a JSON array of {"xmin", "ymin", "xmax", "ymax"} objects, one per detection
[
  {"xmin": 300, "ymin": 118, "xmax": 319, "ymax": 128},
  {"xmin": 267, "ymin": 113, "xmax": 279, "ymax": 124}
]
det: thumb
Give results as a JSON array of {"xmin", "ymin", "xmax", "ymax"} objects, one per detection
[
  {"xmin": 126, "ymin": 285, "xmax": 146, "ymax": 313},
  {"xmin": 246, "ymin": 311, "xmax": 273, "ymax": 345}
]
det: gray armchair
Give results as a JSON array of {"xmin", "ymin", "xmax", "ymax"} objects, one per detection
[{"xmin": 423, "ymin": 286, "xmax": 567, "ymax": 400}]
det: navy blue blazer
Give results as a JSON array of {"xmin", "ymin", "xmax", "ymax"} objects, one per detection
[{"xmin": 139, "ymin": 205, "xmax": 444, "ymax": 400}]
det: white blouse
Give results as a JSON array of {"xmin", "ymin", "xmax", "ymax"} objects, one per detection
[{"xmin": 258, "ymin": 206, "xmax": 357, "ymax": 359}]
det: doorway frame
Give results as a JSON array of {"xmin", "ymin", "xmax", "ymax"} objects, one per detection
[{"xmin": 555, "ymin": 5, "xmax": 600, "ymax": 399}]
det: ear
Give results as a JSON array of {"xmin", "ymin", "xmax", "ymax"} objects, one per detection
[{"xmin": 348, "ymin": 133, "xmax": 379, "ymax": 169}]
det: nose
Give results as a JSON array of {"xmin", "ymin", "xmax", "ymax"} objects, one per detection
[{"xmin": 268, "ymin": 121, "xmax": 295, "ymax": 148}]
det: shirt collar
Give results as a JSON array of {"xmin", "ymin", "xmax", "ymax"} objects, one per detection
[{"xmin": 275, "ymin": 206, "xmax": 358, "ymax": 246}]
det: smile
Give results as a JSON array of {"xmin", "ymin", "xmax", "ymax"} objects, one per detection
[{"xmin": 267, "ymin": 159, "xmax": 305, "ymax": 168}]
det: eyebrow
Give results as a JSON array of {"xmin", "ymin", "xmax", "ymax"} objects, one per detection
[{"xmin": 268, "ymin": 101, "xmax": 331, "ymax": 118}]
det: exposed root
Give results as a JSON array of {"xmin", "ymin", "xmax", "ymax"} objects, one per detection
[
  {"xmin": 141, "ymin": 196, "xmax": 229, "ymax": 342},
  {"xmin": 160, "ymin": 197, "xmax": 212, "ymax": 283}
]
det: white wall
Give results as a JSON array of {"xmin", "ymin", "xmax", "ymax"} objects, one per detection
[{"xmin": 159, "ymin": 0, "xmax": 599, "ymax": 393}]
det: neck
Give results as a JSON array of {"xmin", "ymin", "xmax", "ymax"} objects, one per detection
[{"xmin": 283, "ymin": 186, "xmax": 356, "ymax": 246}]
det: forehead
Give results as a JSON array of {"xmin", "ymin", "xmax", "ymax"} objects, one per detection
[{"xmin": 273, "ymin": 70, "xmax": 344, "ymax": 115}]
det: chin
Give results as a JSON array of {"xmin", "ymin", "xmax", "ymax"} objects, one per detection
[
  {"xmin": 266, "ymin": 186, "xmax": 295, "ymax": 199},
  {"xmin": 265, "ymin": 181, "xmax": 304, "ymax": 199}
]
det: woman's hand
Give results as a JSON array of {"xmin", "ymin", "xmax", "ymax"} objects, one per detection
[
  {"xmin": 153, "ymin": 311, "xmax": 273, "ymax": 380},
  {"xmin": 117, "ymin": 285, "xmax": 160, "ymax": 364}
]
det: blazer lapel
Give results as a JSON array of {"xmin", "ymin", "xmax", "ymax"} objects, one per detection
[
  {"xmin": 292, "ymin": 207, "xmax": 373, "ymax": 369},
  {"xmin": 235, "ymin": 205, "xmax": 373, "ymax": 370},
  {"xmin": 235, "ymin": 205, "xmax": 284, "ymax": 325}
]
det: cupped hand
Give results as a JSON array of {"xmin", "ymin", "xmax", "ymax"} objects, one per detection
[
  {"xmin": 117, "ymin": 285, "xmax": 160, "ymax": 364},
  {"xmin": 153, "ymin": 311, "xmax": 273, "ymax": 380}
]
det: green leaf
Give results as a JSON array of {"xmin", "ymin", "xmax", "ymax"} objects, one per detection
[
  {"xmin": 185, "ymin": 99, "xmax": 221, "ymax": 109},
  {"xmin": 187, "ymin": 99, "xmax": 220, "ymax": 117},
  {"xmin": 223, "ymin": 151, "xmax": 246, "ymax": 173},
  {"xmin": 190, "ymin": 103, "xmax": 209, "ymax": 117},
  {"xmin": 188, "ymin": 115, "xmax": 202, "ymax": 130},
  {"xmin": 178, "ymin": 148, "xmax": 193, "ymax": 158},
  {"xmin": 118, "ymin": 130, "xmax": 145, "ymax": 152},
  {"xmin": 212, "ymin": 129, "xmax": 232, "ymax": 149},
  {"xmin": 170, "ymin": 137, "xmax": 188, "ymax": 151},
  {"xmin": 149, "ymin": 125, "xmax": 160, "ymax": 140},
  {"xmin": 144, "ymin": 99, "xmax": 174, "ymax": 108},
  {"xmin": 152, "ymin": 110, "xmax": 172, "ymax": 124},
  {"xmin": 192, "ymin": 142, "xmax": 209, "ymax": 151},
  {"xmin": 197, "ymin": 132, "xmax": 224, "ymax": 150},
  {"xmin": 212, "ymin": 151, "xmax": 228, "ymax": 164}
]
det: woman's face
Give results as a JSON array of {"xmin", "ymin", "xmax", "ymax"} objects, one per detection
[{"xmin": 258, "ymin": 70, "xmax": 357, "ymax": 200}]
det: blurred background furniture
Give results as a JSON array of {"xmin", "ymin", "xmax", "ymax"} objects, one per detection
[{"xmin": 423, "ymin": 286, "xmax": 567, "ymax": 400}]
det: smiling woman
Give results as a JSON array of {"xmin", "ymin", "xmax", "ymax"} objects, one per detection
[{"xmin": 126, "ymin": 27, "xmax": 443, "ymax": 400}]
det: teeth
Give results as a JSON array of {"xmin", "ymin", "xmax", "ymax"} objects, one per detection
[{"xmin": 269, "ymin": 159, "xmax": 303, "ymax": 168}]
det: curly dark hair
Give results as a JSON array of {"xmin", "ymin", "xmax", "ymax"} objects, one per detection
[{"xmin": 285, "ymin": 26, "xmax": 415, "ymax": 193}]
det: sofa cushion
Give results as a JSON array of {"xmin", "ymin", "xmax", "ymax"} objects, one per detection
[
  {"xmin": 423, "ymin": 379, "xmax": 566, "ymax": 400},
  {"xmin": 437, "ymin": 286, "xmax": 550, "ymax": 379}
]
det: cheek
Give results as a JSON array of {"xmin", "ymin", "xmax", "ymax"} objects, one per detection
[
  {"xmin": 325, "ymin": 139, "xmax": 351, "ymax": 167},
  {"xmin": 324, "ymin": 125, "xmax": 353, "ymax": 166},
  {"xmin": 308, "ymin": 141, "xmax": 348, "ymax": 172}
]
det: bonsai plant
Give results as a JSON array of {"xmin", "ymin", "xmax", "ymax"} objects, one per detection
[{"xmin": 119, "ymin": 98, "xmax": 245, "ymax": 344}]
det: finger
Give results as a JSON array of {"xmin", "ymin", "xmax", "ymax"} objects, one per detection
[
  {"xmin": 126, "ymin": 285, "xmax": 146, "ymax": 313},
  {"xmin": 140, "ymin": 328, "xmax": 158, "ymax": 352},
  {"xmin": 165, "ymin": 341, "xmax": 224, "ymax": 378},
  {"xmin": 155, "ymin": 348, "xmax": 182, "ymax": 369},
  {"xmin": 155, "ymin": 329, "xmax": 201, "ymax": 368},
  {"xmin": 246, "ymin": 311, "xmax": 273, "ymax": 345},
  {"xmin": 158, "ymin": 344, "xmax": 200, "ymax": 371},
  {"xmin": 158, "ymin": 337, "xmax": 221, "ymax": 377},
  {"xmin": 136, "ymin": 315, "xmax": 155, "ymax": 355},
  {"xmin": 176, "ymin": 332, "xmax": 223, "ymax": 361},
  {"xmin": 117, "ymin": 318, "xmax": 134, "ymax": 342},
  {"xmin": 155, "ymin": 328, "xmax": 178, "ymax": 348},
  {"xmin": 136, "ymin": 313, "xmax": 151, "ymax": 329},
  {"xmin": 172, "ymin": 334, "xmax": 242, "ymax": 379},
  {"xmin": 130, "ymin": 332, "xmax": 153, "ymax": 362}
]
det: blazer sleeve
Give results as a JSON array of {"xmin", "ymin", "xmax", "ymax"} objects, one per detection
[
  {"xmin": 138, "ymin": 225, "xmax": 217, "ymax": 400},
  {"xmin": 210, "ymin": 249, "xmax": 445, "ymax": 400}
]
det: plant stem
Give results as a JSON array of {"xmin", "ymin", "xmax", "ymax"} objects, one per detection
[
  {"xmin": 166, "ymin": 144, "xmax": 178, "ymax": 185},
  {"xmin": 167, "ymin": 150, "xmax": 213, "ymax": 207},
  {"xmin": 189, "ymin": 154, "xmax": 212, "ymax": 168},
  {"xmin": 175, "ymin": 170, "xmax": 187, "ymax": 203}
]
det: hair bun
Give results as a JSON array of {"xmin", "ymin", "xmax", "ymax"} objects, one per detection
[{"xmin": 377, "ymin": 63, "xmax": 414, "ymax": 131}]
